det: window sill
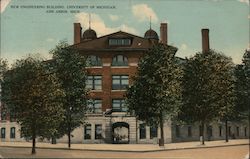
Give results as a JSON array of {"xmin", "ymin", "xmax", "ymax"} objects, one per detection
[
  {"xmin": 88, "ymin": 90, "xmax": 103, "ymax": 92},
  {"xmin": 111, "ymin": 90, "xmax": 127, "ymax": 92},
  {"xmin": 111, "ymin": 66, "xmax": 129, "ymax": 68},
  {"xmin": 86, "ymin": 66, "xmax": 103, "ymax": 69},
  {"xmin": 86, "ymin": 113, "xmax": 103, "ymax": 116}
]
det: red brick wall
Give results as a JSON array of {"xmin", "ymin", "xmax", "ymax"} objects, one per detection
[{"xmin": 85, "ymin": 51, "xmax": 144, "ymax": 112}]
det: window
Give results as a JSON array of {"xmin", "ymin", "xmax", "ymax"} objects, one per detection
[
  {"xmin": 188, "ymin": 126, "xmax": 192, "ymax": 137},
  {"xmin": 87, "ymin": 99, "xmax": 102, "ymax": 114},
  {"xmin": 207, "ymin": 126, "xmax": 213, "ymax": 137},
  {"xmin": 244, "ymin": 127, "xmax": 247, "ymax": 137},
  {"xmin": 112, "ymin": 55, "xmax": 128, "ymax": 66},
  {"xmin": 109, "ymin": 38, "xmax": 131, "ymax": 46},
  {"xmin": 87, "ymin": 55, "xmax": 102, "ymax": 66},
  {"xmin": 10, "ymin": 112, "xmax": 16, "ymax": 122},
  {"xmin": 10, "ymin": 127, "xmax": 15, "ymax": 138},
  {"xmin": 139, "ymin": 123, "xmax": 146, "ymax": 139},
  {"xmin": 1, "ymin": 109, "xmax": 6, "ymax": 121},
  {"xmin": 20, "ymin": 127, "xmax": 24, "ymax": 138},
  {"xmin": 199, "ymin": 125, "xmax": 202, "ymax": 136},
  {"xmin": 112, "ymin": 99, "xmax": 127, "ymax": 112},
  {"xmin": 1, "ymin": 128, "xmax": 5, "ymax": 138},
  {"xmin": 95, "ymin": 124, "xmax": 102, "ymax": 139},
  {"xmin": 236, "ymin": 127, "xmax": 240, "ymax": 137},
  {"xmin": 176, "ymin": 125, "xmax": 180, "ymax": 138},
  {"xmin": 219, "ymin": 126, "xmax": 222, "ymax": 137},
  {"xmin": 228, "ymin": 126, "xmax": 232, "ymax": 136},
  {"xmin": 150, "ymin": 126, "xmax": 158, "ymax": 139},
  {"xmin": 112, "ymin": 75, "xmax": 128, "ymax": 90},
  {"xmin": 84, "ymin": 124, "xmax": 91, "ymax": 140},
  {"xmin": 86, "ymin": 75, "xmax": 102, "ymax": 90}
]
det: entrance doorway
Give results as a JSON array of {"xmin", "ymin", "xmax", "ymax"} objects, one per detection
[{"xmin": 112, "ymin": 122, "xmax": 129, "ymax": 144}]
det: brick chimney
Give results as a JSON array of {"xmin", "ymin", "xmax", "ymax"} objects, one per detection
[
  {"xmin": 74, "ymin": 23, "xmax": 82, "ymax": 44},
  {"xmin": 201, "ymin": 29, "xmax": 210, "ymax": 53},
  {"xmin": 160, "ymin": 23, "xmax": 168, "ymax": 44}
]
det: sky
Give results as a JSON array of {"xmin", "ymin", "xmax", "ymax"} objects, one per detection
[{"xmin": 0, "ymin": 0, "xmax": 249, "ymax": 65}]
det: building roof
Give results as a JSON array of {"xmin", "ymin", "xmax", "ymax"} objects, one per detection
[
  {"xmin": 144, "ymin": 29, "xmax": 159, "ymax": 40},
  {"xmin": 82, "ymin": 28, "xmax": 97, "ymax": 40},
  {"xmin": 71, "ymin": 31, "xmax": 156, "ymax": 51}
]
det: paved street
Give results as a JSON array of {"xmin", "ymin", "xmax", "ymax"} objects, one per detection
[
  {"xmin": 0, "ymin": 145, "xmax": 249, "ymax": 159},
  {"xmin": 0, "ymin": 139, "xmax": 248, "ymax": 152}
]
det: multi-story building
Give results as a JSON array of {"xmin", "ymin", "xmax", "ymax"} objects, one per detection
[
  {"xmin": 0, "ymin": 22, "xmax": 248, "ymax": 144},
  {"xmin": 56, "ymin": 23, "xmax": 170, "ymax": 144}
]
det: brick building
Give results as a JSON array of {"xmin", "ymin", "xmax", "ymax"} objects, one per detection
[
  {"xmin": 63, "ymin": 22, "xmax": 171, "ymax": 144},
  {"xmin": 0, "ymin": 22, "xmax": 249, "ymax": 144}
]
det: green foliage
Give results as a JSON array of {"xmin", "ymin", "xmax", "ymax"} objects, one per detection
[
  {"xmin": 234, "ymin": 50, "xmax": 250, "ymax": 120},
  {"xmin": 126, "ymin": 43, "xmax": 183, "ymax": 126},
  {"xmin": 179, "ymin": 50, "xmax": 235, "ymax": 124},
  {"xmin": 1, "ymin": 56, "xmax": 65, "ymax": 139},
  {"xmin": 0, "ymin": 58, "xmax": 8, "ymax": 82},
  {"xmin": 50, "ymin": 41, "xmax": 88, "ymax": 140}
]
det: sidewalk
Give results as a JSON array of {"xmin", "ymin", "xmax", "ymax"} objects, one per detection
[{"xmin": 0, "ymin": 139, "xmax": 249, "ymax": 152}]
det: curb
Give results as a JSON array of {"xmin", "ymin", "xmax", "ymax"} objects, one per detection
[{"xmin": 0, "ymin": 143, "xmax": 248, "ymax": 153}]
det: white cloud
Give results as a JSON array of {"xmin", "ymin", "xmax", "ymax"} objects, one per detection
[
  {"xmin": 75, "ymin": 12, "xmax": 138, "ymax": 36},
  {"xmin": 180, "ymin": 44, "xmax": 188, "ymax": 50},
  {"xmin": 176, "ymin": 43, "xmax": 198, "ymax": 59},
  {"xmin": 238, "ymin": 0, "xmax": 249, "ymax": 5},
  {"xmin": 46, "ymin": 38, "xmax": 55, "ymax": 42},
  {"xmin": 0, "ymin": 0, "xmax": 11, "ymax": 13},
  {"xmin": 109, "ymin": 14, "xmax": 119, "ymax": 21},
  {"xmin": 2, "ymin": 48, "xmax": 51, "ymax": 65},
  {"xmin": 132, "ymin": 4, "xmax": 158, "ymax": 23}
]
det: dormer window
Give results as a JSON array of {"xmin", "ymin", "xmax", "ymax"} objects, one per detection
[
  {"xmin": 109, "ymin": 38, "xmax": 131, "ymax": 46},
  {"xmin": 87, "ymin": 55, "xmax": 102, "ymax": 67}
]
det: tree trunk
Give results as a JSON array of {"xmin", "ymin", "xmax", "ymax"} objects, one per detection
[
  {"xmin": 159, "ymin": 114, "xmax": 164, "ymax": 146},
  {"xmin": 225, "ymin": 119, "xmax": 228, "ymax": 142},
  {"xmin": 67, "ymin": 104, "xmax": 71, "ymax": 148},
  {"xmin": 31, "ymin": 130, "xmax": 36, "ymax": 154},
  {"xmin": 201, "ymin": 122, "xmax": 205, "ymax": 145},
  {"xmin": 68, "ymin": 122, "xmax": 71, "ymax": 148}
]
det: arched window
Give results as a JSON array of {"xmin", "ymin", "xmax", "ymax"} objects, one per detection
[
  {"xmin": 87, "ymin": 55, "xmax": 102, "ymax": 67},
  {"xmin": 112, "ymin": 55, "xmax": 128, "ymax": 66},
  {"xmin": 10, "ymin": 127, "xmax": 15, "ymax": 138},
  {"xmin": 1, "ymin": 128, "xmax": 6, "ymax": 138}
]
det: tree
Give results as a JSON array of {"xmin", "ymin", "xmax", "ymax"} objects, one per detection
[
  {"xmin": 0, "ymin": 58, "xmax": 8, "ymax": 81},
  {"xmin": 234, "ymin": 64, "xmax": 248, "ymax": 119},
  {"xmin": 234, "ymin": 50, "xmax": 250, "ymax": 137},
  {"xmin": 126, "ymin": 43, "xmax": 183, "ymax": 146},
  {"xmin": 0, "ymin": 59, "xmax": 8, "ymax": 120},
  {"xmin": 50, "ymin": 41, "xmax": 88, "ymax": 148},
  {"xmin": 1, "ymin": 56, "xmax": 65, "ymax": 154},
  {"xmin": 242, "ymin": 50, "xmax": 250, "ymax": 116},
  {"xmin": 179, "ymin": 50, "xmax": 235, "ymax": 145}
]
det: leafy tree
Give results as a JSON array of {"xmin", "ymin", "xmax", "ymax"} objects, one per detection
[
  {"xmin": 242, "ymin": 50, "xmax": 250, "ymax": 113},
  {"xmin": 1, "ymin": 57, "xmax": 65, "ymax": 154},
  {"xmin": 0, "ymin": 58, "xmax": 8, "ymax": 81},
  {"xmin": 179, "ymin": 50, "xmax": 235, "ymax": 145},
  {"xmin": 0, "ymin": 59, "xmax": 8, "ymax": 119},
  {"xmin": 234, "ymin": 64, "xmax": 248, "ymax": 119},
  {"xmin": 50, "ymin": 41, "xmax": 88, "ymax": 148},
  {"xmin": 126, "ymin": 43, "xmax": 183, "ymax": 146},
  {"xmin": 234, "ymin": 50, "xmax": 250, "ymax": 131}
]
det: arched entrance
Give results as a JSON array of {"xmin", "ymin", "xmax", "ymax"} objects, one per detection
[{"xmin": 112, "ymin": 122, "xmax": 129, "ymax": 144}]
